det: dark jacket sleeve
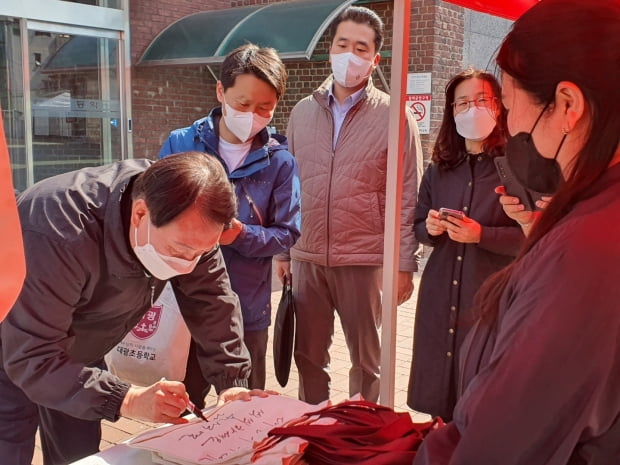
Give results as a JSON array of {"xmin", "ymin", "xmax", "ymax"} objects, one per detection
[
  {"xmin": 414, "ymin": 164, "xmax": 446, "ymax": 248},
  {"xmin": 172, "ymin": 248, "xmax": 251, "ymax": 393},
  {"xmin": 226, "ymin": 152, "xmax": 301, "ymax": 258},
  {"xmin": 1, "ymin": 231, "xmax": 130, "ymax": 422},
  {"xmin": 414, "ymin": 237, "xmax": 620, "ymax": 464},
  {"xmin": 477, "ymin": 224, "xmax": 523, "ymax": 256}
]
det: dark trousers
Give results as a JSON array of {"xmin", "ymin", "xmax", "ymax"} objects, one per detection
[
  {"xmin": 183, "ymin": 328, "xmax": 267, "ymax": 409},
  {"xmin": 0, "ymin": 366, "xmax": 101, "ymax": 465}
]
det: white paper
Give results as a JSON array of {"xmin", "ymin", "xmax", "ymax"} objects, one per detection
[{"xmin": 128, "ymin": 395, "xmax": 319, "ymax": 465}]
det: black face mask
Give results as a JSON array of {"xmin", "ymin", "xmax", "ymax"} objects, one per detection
[{"xmin": 506, "ymin": 105, "xmax": 566, "ymax": 195}]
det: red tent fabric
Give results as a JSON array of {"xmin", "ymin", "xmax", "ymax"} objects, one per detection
[
  {"xmin": 444, "ymin": 0, "xmax": 540, "ymax": 20},
  {"xmin": 0, "ymin": 111, "xmax": 26, "ymax": 321}
]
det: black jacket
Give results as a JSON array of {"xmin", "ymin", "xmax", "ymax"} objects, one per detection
[
  {"xmin": 0, "ymin": 159, "xmax": 250, "ymax": 422},
  {"xmin": 408, "ymin": 153, "xmax": 523, "ymax": 420}
]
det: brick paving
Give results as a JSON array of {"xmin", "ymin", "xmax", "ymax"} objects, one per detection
[{"xmin": 32, "ymin": 270, "xmax": 428, "ymax": 464}]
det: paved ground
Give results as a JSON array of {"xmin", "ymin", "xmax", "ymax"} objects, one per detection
[{"xmin": 32, "ymin": 268, "xmax": 429, "ymax": 464}]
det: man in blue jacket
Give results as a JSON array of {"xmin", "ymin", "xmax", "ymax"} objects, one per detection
[{"xmin": 159, "ymin": 43, "xmax": 301, "ymax": 401}]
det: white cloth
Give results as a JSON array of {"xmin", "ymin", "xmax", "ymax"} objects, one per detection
[
  {"xmin": 218, "ymin": 138, "xmax": 251, "ymax": 172},
  {"xmin": 127, "ymin": 395, "xmax": 325, "ymax": 465}
]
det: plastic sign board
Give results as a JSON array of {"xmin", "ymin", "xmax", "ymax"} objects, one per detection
[{"xmin": 406, "ymin": 72, "xmax": 432, "ymax": 135}]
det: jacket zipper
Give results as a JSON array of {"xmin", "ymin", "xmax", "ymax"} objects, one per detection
[
  {"xmin": 143, "ymin": 271, "xmax": 155, "ymax": 307},
  {"xmin": 324, "ymin": 101, "xmax": 361, "ymax": 267},
  {"xmin": 240, "ymin": 184, "xmax": 264, "ymax": 226},
  {"xmin": 325, "ymin": 109, "xmax": 337, "ymax": 267}
]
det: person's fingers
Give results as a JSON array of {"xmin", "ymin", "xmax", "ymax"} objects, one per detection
[
  {"xmin": 504, "ymin": 204, "xmax": 525, "ymax": 213},
  {"xmin": 398, "ymin": 288, "xmax": 413, "ymax": 305},
  {"xmin": 246, "ymin": 389, "xmax": 271, "ymax": 398},
  {"xmin": 167, "ymin": 416, "xmax": 190, "ymax": 425},
  {"xmin": 156, "ymin": 382, "xmax": 191, "ymax": 419},
  {"xmin": 160, "ymin": 379, "xmax": 187, "ymax": 396},
  {"xmin": 158, "ymin": 394, "xmax": 186, "ymax": 418},
  {"xmin": 498, "ymin": 195, "xmax": 522, "ymax": 206}
]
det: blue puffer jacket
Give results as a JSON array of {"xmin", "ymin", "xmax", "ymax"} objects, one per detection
[{"xmin": 159, "ymin": 108, "xmax": 301, "ymax": 331}]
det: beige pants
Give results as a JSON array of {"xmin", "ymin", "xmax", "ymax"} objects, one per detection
[{"xmin": 292, "ymin": 260, "xmax": 382, "ymax": 404}]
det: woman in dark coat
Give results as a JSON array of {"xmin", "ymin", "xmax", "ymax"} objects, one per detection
[
  {"xmin": 415, "ymin": 2, "xmax": 620, "ymax": 462},
  {"xmin": 407, "ymin": 69, "xmax": 524, "ymax": 421}
]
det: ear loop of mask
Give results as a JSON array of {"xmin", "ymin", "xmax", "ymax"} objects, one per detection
[
  {"xmin": 529, "ymin": 102, "xmax": 549, "ymax": 137},
  {"xmin": 553, "ymin": 133, "xmax": 567, "ymax": 161},
  {"xmin": 134, "ymin": 215, "xmax": 152, "ymax": 247},
  {"xmin": 530, "ymin": 102, "xmax": 567, "ymax": 161}
]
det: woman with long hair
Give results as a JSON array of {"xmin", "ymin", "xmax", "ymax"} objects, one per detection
[
  {"xmin": 407, "ymin": 68, "xmax": 523, "ymax": 421},
  {"xmin": 414, "ymin": 1, "xmax": 620, "ymax": 463}
]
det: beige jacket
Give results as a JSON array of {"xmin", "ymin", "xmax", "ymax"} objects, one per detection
[{"xmin": 286, "ymin": 77, "xmax": 423, "ymax": 271}]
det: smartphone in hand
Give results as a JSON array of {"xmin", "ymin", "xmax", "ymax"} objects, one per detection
[
  {"xmin": 494, "ymin": 156, "xmax": 543, "ymax": 211},
  {"xmin": 438, "ymin": 207, "xmax": 465, "ymax": 221}
]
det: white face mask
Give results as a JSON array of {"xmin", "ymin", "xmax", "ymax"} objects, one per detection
[
  {"xmin": 133, "ymin": 218, "xmax": 200, "ymax": 280},
  {"xmin": 222, "ymin": 97, "xmax": 272, "ymax": 143},
  {"xmin": 454, "ymin": 106, "xmax": 497, "ymax": 141},
  {"xmin": 330, "ymin": 52, "xmax": 373, "ymax": 88}
]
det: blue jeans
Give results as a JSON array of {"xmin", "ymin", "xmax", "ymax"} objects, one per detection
[{"xmin": 0, "ymin": 365, "xmax": 101, "ymax": 464}]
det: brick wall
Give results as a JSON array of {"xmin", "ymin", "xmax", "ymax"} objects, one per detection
[
  {"xmin": 129, "ymin": 0, "xmax": 465, "ymax": 162},
  {"xmin": 411, "ymin": 0, "xmax": 464, "ymax": 163}
]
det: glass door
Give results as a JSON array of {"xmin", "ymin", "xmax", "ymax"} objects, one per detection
[
  {"xmin": 0, "ymin": 18, "xmax": 125, "ymax": 192},
  {"xmin": 27, "ymin": 23, "xmax": 123, "ymax": 185}
]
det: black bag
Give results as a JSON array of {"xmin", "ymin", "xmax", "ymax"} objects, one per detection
[{"xmin": 273, "ymin": 275, "xmax": 296, "ymax": 387}]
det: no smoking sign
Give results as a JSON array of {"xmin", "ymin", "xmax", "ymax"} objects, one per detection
[{"xmin": 405, "ymin": 94, "xmax": 431, "ymax": 134}]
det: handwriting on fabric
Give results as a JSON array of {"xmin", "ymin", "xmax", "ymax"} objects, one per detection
[
  {"xmin": 179, "ymin": 406, "xmax": 274, "ymax": 453},
  {"xmin": 128, "ymin": 395, "xmax": 315, "ymax": 465}
]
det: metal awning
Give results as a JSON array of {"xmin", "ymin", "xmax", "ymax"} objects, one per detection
[
  {"xmin": 138, "ymin": 0, "xmax": 356, "ymax": 66},
  {"xmin": 41, "ymin": 36, "xmax": 118, "ymax": 73}
]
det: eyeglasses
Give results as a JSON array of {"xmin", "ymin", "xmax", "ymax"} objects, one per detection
[{"xmin": 452, "ymin": 96, "xmax": 497, "ymax": 114}]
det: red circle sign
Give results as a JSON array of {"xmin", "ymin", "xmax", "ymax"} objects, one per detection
[{"xmin": 411, "ymin": 102, "xmax": 426, "ymax": 121}]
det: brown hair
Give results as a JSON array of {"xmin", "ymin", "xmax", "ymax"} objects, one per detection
[
  {"xmin": 219, "ymin": 43, "xmax": 287, "ymax": 100},
  {"xmin": 330, "ymin": 6, "xmax": 384, "ymax": 53},
  {"xmin": 132, "ymin": 151, "xmax": 237, "ymax": 227},
  {"xmin": 475, "ymin": 0, "xmax": 620, "ymax": 323},
  {"xmin": 432, "ymin": 68, "xmax": 506, "ymax": 169}
]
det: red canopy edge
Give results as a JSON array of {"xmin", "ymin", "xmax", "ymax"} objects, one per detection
[{"xmin": 443, "ymin": 0, "xmax": 540, "ymax": 20}]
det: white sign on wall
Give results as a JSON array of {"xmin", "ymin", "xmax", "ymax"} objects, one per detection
[{"xmin": 405, "ymin": 72, "xmax": 432, "ymax": 135}]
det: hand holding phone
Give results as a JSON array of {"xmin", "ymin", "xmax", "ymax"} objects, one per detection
[
  {"xmin": 438, "ymin": 207, "xmax": 465, "ymax": 222},
  {"xmin": 494, "ymin": 156, "xmax": 543, "ymax": 211}
]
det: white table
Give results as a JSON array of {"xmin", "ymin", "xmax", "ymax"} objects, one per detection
[{"xmin": 70, "ymin": 443, "xmax": 154, "ymax": 465}]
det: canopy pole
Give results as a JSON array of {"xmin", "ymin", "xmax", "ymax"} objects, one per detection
[{"xmin": 379, "ymin": 0, "xmax": 411, "ymax": 408}]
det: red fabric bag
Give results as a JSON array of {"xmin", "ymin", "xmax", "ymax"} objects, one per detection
[{"xmin": 265, "ymin": 399, "xmax": 444, "ymax": 465}]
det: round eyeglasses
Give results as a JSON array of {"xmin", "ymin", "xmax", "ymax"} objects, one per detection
[{"xmin": 452, "ymin": 96, "xmax": 497, "ymax": 114}]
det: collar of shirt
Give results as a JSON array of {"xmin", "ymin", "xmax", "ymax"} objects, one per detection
[
  {"xmin": 328, "ymin": 84, "xmax": 365, "ymax": 150},
  {"xmin": 218, "ymin": 137, "xmax": 252, "ymax": 173}
]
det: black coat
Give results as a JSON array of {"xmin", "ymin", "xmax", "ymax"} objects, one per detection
[
  {"xmin": 407, "ymin": 153, "xmax": 523, "ymax": 420},
  {"xmin": 0, "ymin": 160, "xmax": 250, "ymax": 422},
  {"xmin": 414, "ymin": 160, "xmax": 620, "ymax": 465}
]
